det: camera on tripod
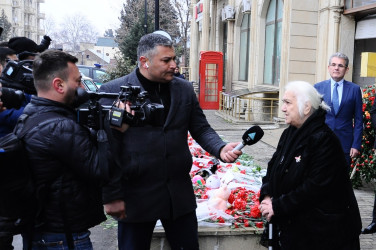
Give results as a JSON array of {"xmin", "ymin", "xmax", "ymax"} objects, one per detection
[
  {"xmin": 76, "ymin": 85, "xmax": 164, "ymax": 130},
  {"xmin": 0, "ymin": 60, "xmax": 35, "ymax": 109}
]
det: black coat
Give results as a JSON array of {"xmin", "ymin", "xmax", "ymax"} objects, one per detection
[
  {"xmin": 260, "ymin": 108, "xmax": 361, "ymax": 249},
  {"xmin": 14, "ymin": 96, "xmax": 108, "ymax": 233},
  {"xmin": 100, "ymin": 69, "xmax": 226, "ymax": 222}
]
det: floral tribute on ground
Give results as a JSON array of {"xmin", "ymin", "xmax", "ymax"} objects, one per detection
[
  {"xmin": 188, "ymin": 134, "xmax": 266, "ymax": 229},
  {"xmin": 351, "ymin": 85, "xmax": 376, "ymax": 188}
]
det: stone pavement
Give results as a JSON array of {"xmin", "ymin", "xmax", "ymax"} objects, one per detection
[{"xmin": 205, "ymin": 110, "xmax": 376, "ymax": 250}]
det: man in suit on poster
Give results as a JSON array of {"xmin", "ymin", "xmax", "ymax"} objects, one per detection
[{"xmin": 314, "ymin": 52, "xmax": 363, "ymax": 168}]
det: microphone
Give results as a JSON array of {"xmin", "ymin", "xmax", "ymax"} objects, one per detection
[{"xmin": 233, "ymin": 125, "xmax": 264, "ymax": 151}]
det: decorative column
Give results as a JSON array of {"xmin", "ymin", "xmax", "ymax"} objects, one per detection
[
  {"xmin": 189, "ymin": 0, "xmax": 199, "ymax": 82},
  {"xmin": 332, "ymin": 8, "xmax": 342, "ymax": 54},
  {"xmin": 316, "ymin": 0, "xmax": 344, "ymax": 82},
  {"xmin": 210, "ymin": 0, "xmax": 217, "ymax": 50},
  {"xmin": 225, "ymin": 0, "xmax": 235, "ymax": 92},
  {"xmin": 201, "ymin": 0, "xmax": 210, "ymax": 51}
]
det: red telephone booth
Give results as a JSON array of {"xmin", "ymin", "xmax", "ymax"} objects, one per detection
[{"xmin": 199, "ymin": 51, "xmax": 223, "ymax": 109}]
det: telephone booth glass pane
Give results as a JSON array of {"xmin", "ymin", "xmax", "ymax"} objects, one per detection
[{"xmin": 205, "ymin": 63, "xmax": 218, "ymax": 102}]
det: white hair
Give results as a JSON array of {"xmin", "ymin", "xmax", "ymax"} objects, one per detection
[{"xmin": 285, "ymin": 81, "xmax": 330, "ymax": 118}]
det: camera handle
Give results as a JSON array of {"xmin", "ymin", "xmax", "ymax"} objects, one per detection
[{"xmin": 95, "ymin": 102, "xmax": 111, "ymax": 181}]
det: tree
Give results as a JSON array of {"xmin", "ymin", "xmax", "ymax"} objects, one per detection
[
  {"xmin": 104, "ymin": 54, "xmax": 136, "ymax": 81},
  {"xmin": 120, "ymin": 11, "xmax": 149, "ymax": 65},
  {"xmin": 48, "ymin": 13, "xmax": 99, "ymax": 52},
  {"xmin": 104, "ymin": 29, "xmax": 114, "ymax": 37},
  {"xmin": 0, "ymin": 9, "xmax": 12, "ymax": 41},
  {"xmin": 172, "ymin": 0, "xmax": 191, "ymax": 67},
  {"xmin": 116, "ymin": 0, "xmax": 181, "ymax": 64},
  {"xmin": 43, "ymin": 16, "xmax": 60, "ymax": 48}
]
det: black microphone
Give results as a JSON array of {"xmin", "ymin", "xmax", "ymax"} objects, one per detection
[{"xmin": 233, "ymin": 125, "xmax": 264, "ymax": 151}]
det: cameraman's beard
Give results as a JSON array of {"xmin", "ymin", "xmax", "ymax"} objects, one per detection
[{"xmin": 64, "ymin": 85, "xmax": 78, "ymax": 108}]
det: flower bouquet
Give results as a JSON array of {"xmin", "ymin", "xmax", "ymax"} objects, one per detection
[
  {"xmin": 351, "ymin": 85, "xmax": 376, "ymax": 188},
  {"xmin": 189, "ymin": 134, "xmax": 266, "ymax": 229}
]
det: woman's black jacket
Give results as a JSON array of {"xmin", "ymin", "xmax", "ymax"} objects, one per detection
[{"xmin": 260, "ymin": 108, "xmax": 361, "ymax": 249}]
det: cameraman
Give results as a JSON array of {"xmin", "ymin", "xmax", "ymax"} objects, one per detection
[
  {"xmin": 0, "ymin": 47, "xmax": 32, "ymax": 138},
  {"xmin": 0, "ymin": 47, "xmax": 31, "ymax": 138},
  {"xmin": 0, "ymin": 36, "xmax": 52, "ymax": 138},
  {"xmin": 99, "ymin": 32, "xmax": 242, "ymax": 250},
  {"xmin": 16, "ymin": 50, "xmax": 127, "ymax": 249}
]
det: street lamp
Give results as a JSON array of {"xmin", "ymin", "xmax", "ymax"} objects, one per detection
[
  {"xmin": 155, "ymin": 0, "xmax": 159, "ymax": 30},
  {"xmin": 144, "ymin": 0, "xmax": 147, "ymax": 34}
]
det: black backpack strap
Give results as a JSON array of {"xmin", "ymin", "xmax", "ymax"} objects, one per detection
[
  {"xmin": 15, "ymin": 112, "xmax": 64, "ymax": 250},
  {"xmin": 17, "ymin": 112, "xmax": 64, "ymax": 138}
]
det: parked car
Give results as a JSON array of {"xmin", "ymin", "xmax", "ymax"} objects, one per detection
[
  {"xmin": 81, "ymin": 76, "xmax": 99, "ymax": 92},
  {"xmin": 77, "ymin": 64, "xmax": 108, "ymax": 86}
]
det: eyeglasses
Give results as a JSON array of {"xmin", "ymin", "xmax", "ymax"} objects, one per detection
[{"xmin": 329, "ymin": 63, "xmax": 347, "ymax": 68}]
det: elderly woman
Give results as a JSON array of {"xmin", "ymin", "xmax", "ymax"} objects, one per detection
[{"xmin": 259, "ymin": 81, "xmax": 361, "ymax": 250}]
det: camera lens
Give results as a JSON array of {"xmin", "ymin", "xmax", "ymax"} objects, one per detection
[{"xmin": 1, "ymin": 87, "xmax": 25, "ymax": 109}]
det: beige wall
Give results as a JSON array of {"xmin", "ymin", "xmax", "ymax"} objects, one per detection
[{"xmin": 189, "ymin": 0, "xmax": 357, "ymax": 116}]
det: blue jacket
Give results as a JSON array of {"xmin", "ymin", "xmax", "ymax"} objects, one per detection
[
  {"xmin": 314, "ymin": 80, "xmax": 363, "ymax": 154},
  {"xmin": 0, "ymin": 94, "xmax": 32, "ymax": 138}
]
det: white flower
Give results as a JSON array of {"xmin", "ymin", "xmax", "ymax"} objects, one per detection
[{"xmin": 295, "ymin": 155, "xmax": 301, "ymax": 163}]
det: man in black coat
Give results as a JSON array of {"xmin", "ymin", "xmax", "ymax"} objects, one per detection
[
  {"xmin": 100, "ymin": 32, "xmax": 242, "ymax": 250},
  {"xmin": 15, "ymin": 50, "xmax": 127, "ymax": 249}
]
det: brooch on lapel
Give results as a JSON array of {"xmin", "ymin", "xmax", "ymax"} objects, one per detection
[{"xmin": 295, "ymin": 155, "xmax": 301, "ymax": 163}]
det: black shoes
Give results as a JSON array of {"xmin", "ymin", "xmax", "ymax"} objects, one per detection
[{"xmin": 361, "ymin": 222, "xmax": 376, "ymax": 234}]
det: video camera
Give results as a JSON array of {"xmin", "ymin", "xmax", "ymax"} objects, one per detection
[
  {"xmin": 0, "ymin": 60, "xmax": 35, "ymax": 109},
  {"xmin": 76, "ymin": 85, "xmax": 164, "ymax": 130}
]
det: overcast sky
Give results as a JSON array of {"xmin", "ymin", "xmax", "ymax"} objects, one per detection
[{"xmin": 40, "ymin": 0, "xmax": 125, "ymax": 35}]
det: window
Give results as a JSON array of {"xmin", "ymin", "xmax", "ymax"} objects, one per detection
[
  {"xmin": 79, "ymin": 68, "xmax": 90, "ymax": 77},
  {"xmin": 93, "ymin": 69, "xmax": 108, "ymax": 80},
  {"xmin": 239, "ymin": 13, "xmax": 251, "ymax": 81},
  {"xmin": 82, "ymin": 79, "xmax": 98, "ymax": 92},
  {"xmin": 263, "ymin": 0, "xmax": 283, "ymax": 85},
  {"xmin": 222, "ymin": 23, "xmax": 228, "ymax": 88},
  {"xmin": 346, "ymin": 0, "xmax": 376, "ymax": 9}
]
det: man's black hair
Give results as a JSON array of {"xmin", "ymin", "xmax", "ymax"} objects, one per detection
[{"xmin": 33, "ymin": 50, "xmax": 78, "ymax": 92}]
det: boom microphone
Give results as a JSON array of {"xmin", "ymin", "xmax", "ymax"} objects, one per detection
[{"xmin": 233, "ymin": 125, "xmax": 264, "ymax": 151}]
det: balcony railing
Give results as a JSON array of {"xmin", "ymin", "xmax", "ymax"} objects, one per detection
[
  {"xmin": 12, "ymin": 0, "xmax": 20, "ymax": 8},
  {"xmin": 218, "ymin": 92, "xmax": 279, "ymax": 122},
  {"xmin": 24, "ymin": 6, "xmax": 36, "ymax": 14},
  {"xmin": 37, "ymin": 13, "xmax": 45, "ymax": 19}
]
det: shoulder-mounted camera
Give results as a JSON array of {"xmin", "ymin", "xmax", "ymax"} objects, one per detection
[{"xmin": 76, "ymin": 85, "xmax": 164, "ymax": 130}]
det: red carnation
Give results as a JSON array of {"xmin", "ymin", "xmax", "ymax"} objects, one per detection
[
  {"xmin": 250, "ymin": 205, "xmax": 261, "ymax": 218},
  {"xmin": 256, "ymin": 222, "xmax": 264, "ymax": 228}
]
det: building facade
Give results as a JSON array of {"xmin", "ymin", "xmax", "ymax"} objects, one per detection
[
  {"xmin": 189, "ymin": 0, "xmax": 376, "ymax": 115},
  {"xmin": 77, "ymin": 37, "xmax": 119, "ymax": 69},
  {"xmin": 0, "ymin": 0, "xmax": 45, "ymax": 42}
]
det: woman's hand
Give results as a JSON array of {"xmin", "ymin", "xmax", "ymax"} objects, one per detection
[{"xmin": 259, "ymin": 196, "xmax": 274, "ymax": 222}]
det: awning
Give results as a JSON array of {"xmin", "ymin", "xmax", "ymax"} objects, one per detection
[{"xmin": 355, "ymin": 15, "xmax": 376, "ymax": 39}]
